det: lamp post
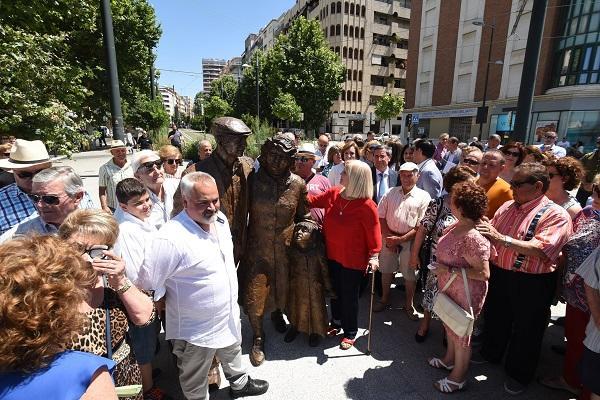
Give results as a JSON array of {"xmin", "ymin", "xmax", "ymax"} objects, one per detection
[
  {"xmin": 242, "ymin": 58, "xmax": 260, "ymax": 121},
  {"xmin": 473, "ymin": 17, "xmax": 497, "ymax": 140}
]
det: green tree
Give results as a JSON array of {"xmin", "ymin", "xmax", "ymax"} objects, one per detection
[
  {"xmin": 374, "ymin": 92, "xmax": 404, "ymax": 134},
  {"xmin": 272, "ymin": 92, "xmax": 302, "ymax": 128},
  {"xmin": 209, "ymin": 74, "xmax": 238, "ymax": 109},
  {"xmin": 203, "ymin": 96, "xmax": 233, "ymax": 127},
  {"xmin": 237, "ymin": 51, "xmax": 270, "ymax": 119},
  {"xmin": 126, "ymin": 96, "xmax": 169, "ymax": 132},
  {"xmin": 263, "ymin": 17, "xmax": 344, "ymax": 137}
]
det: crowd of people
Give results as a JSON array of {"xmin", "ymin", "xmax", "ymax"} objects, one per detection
[{"xmin": 0, "ymin": 125, "xmax": 599, "ymax": 400}]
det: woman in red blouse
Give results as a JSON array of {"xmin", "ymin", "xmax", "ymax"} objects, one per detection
[{"xmin": 308, "ymin": 160, "xmax": 382, "ymax": 350}]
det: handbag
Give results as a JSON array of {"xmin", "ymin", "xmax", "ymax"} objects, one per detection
[{"xmin": 432, "ymin": 267, "xmax": 474, "ymax": 337}]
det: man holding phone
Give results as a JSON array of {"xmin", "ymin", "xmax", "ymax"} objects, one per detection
[{"xmin": 375, "ymin": 162, "xmax": 431, "ymax": 319}]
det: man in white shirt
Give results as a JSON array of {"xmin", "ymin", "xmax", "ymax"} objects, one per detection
[
  {"xmin": 557, "ymin": 137, "xmax": 570, "ymax": 149},
  {"xmin": 537, "ymin": 130, "xmax": 567, "ymax": 158},
  {"xmin": 439, "ymin": 136, "xmax": 462, "ymax": 173},
  {"xmin": 99, "ymin": 140, "xmax": 133, "ymax": 213},
  {"xmin": 315, "ymin": 134, "xmax": 330, "ymax": 171},
  {"xmin": 375, "ymin": 162, "xmax": 431, "ymax": 318},
  {"xmin": 113, "ymin": 178, "xmax": 164, "ymax": 399},
  {"xmin": 140, "ymin": 172, "xmax": 268, "ymax": 400}
]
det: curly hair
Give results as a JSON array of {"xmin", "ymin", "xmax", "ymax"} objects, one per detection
[
  {"xmin": 452, "ymin": 181, "xmax": 488, "ymax": 221},
  {"xmin": 443, "ymin": 165, "xmax": 477, "ymax": 193},
  {"xmin": 544, "ymin": 156, "xmax": 585, "ymax": 190},
  {"xmin": 0, "ymin": 235, "xmax": 95, "ymax": 373}
]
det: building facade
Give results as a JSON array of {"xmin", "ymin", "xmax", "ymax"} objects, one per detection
[
  {"xmin": 159, "ymin": 87, "xmax": 193, "ymax": 123},
  {"xmin": 404, "ymin": 0, "xmax": 600, "ymax": 150},
  {"xmin": 243, "ymin": 0, "xmax": 412, "ymax": 137},
  {"xmin": 202, "ymin": 58, "xmax": 227, "ymax": 94}
]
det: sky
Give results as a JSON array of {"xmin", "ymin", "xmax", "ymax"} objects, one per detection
[{"xmin": 150, "ymin": 0, "xmax": 295, "ymax": 98}]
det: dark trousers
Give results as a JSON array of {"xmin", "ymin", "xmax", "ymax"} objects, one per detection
[
  {"xmin": 328, "ymin": 259, "xmax": 364, "ymax": 340},
  {"xmin": 481, "ymin": 265, "xmax": 557, "ymax": 385}
]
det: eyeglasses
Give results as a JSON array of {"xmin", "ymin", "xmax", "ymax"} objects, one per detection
[
  {"xmin": 463, "ymin": 158, "xmax": 480, "ymax": 166},
  {"xmin": 81, "ymin": 245, "xmax": 110, "ymax": 259},
  {"xmin": 27, "ymin": 193, "xmax": 62, "ymax": 205},
  {"xmin": 295, "ymin": 156, "xmax": 312, "ymax": 163},
  {"xmin": 15, "ymin": 171, "xmax": 37, "ymax": 179},
  {"xmin": 164, "ymin": 158, "xmax": 182, "ymax": 166},
  {"xmin": 504, "ymin": 151, "xmax": 520, "ymax": 157},
  {"xmin": 139, "ymin": 160, "xmax": 163, "ymax": 172},
  {"xmin": 510, "ymin": 179, "xmax": 535, "ymax": 188}
]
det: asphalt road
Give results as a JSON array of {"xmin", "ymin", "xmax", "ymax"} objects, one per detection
[{"xmin": 62, "ymin": 150, "xmax": 572, "ymax": 400}]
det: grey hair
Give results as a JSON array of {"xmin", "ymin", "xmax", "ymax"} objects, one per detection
[
  {"xmin": 32, "ymin": 166, "xmax": 84, "ymax": 197},
  {"xmin": 180, "ymin": 172, "xmax": 217, "ymax": 199},
  {"xmin": 489, "ymin": 134, "xmax": 501, "ymax": 141},
  {"xmin": 131, "ymin": 150, "xmax": 159, "ymax": 173}
]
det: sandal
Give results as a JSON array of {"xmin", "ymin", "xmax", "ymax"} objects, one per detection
[
  {"xmin": 326, "ymin": 323, "xmax": 341, "ymax": 337},
  {"xmin": 434, "ymin": 377, "xmax": 466, "ymax": 393},
  {"xmin": 428, "ymin": 357, "xmax": 454, "ymax": 371},
  {"xmin": 339, "ymin": 338, "xmax": 355, "ymax": 350}
]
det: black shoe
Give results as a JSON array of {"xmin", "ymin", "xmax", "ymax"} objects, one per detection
[
  {"xmin": 415, "ymin": 330, "xmax": 428, "ymax": 343},
  {"xmin": 308, "ymin": 334, "xmax": 320, "ymax": 347},
  {"xmin": 284, "ymin": 326, "xmax": 299, "ymax": 343},
  {"xmin": 271, "ymin": 310, "xmax": 287, "ymax": 333},
  {"xmin": 230, "ymin": 377, "xmax": 269, "ymax": 399}
]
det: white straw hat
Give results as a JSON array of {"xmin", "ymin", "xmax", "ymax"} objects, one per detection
[{"xmin": 0, "ymin": 139, "xmax": 65, "ymax": 170}]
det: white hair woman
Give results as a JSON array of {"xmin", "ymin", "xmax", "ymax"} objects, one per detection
[{"xmin": 307, "ymin": 160, "xmax": 382, "ymax": 350}]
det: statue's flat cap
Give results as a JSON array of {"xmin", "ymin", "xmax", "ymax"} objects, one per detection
[{"xmin": 212, "ymin": 117, "xmax": 252, "ymax": 136}]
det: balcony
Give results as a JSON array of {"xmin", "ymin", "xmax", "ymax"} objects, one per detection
[{"xmin": 372, "ymin": 23, "xmax": 393, "ymax": 36}]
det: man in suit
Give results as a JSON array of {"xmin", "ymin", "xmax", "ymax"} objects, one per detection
[
  {"xmin": 413, "ymin": 140, "xmax": 443, "ymax": 199},
  {"xmin": 371, "ymin": 145, "xmax": 398, "ymax": 204}
]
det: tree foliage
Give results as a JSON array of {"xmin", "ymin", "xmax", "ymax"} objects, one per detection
[
  {"xmin": 126, "ymin": 97, "xmax": 169, "ymax": 132},
  {"xmin": 375, "ymin": 92, "xmax": 404, "ymax": 133},
  {"xmin": 263, "ymin": 17, "xmax": 344, "ymax": 136},
  {"xmin": 236, "ymin": 51, "xmax": 270, "ymax": 119},
  {"xmin": 0, "ymin": 0, "xmax": 162, "ymax": 154},
  {"xmin": 272, "ymin": 92, "xmax": 302, "ymax": 123},
  {"xmin": 203, "ymin": 96, "xmax": 233, "ymax": 127},
  {"xmin": 209, "ymin": 74, "xmax": 239, "ymax": 109}
]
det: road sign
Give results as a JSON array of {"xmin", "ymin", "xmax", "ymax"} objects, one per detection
[{"xmin": 412, "ymin": 114, "xmax": 419, "ymax": 124}]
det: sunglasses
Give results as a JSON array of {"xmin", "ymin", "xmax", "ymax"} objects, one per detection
[
  {"xmin": 463, "ymin": 158, "xmax": 480, "ymax": 166},
  {"xmin": 27, "ymin": 193, "xmax": 62, "ymax": 205},
  {"xmin": 139, "ymin": 160, "xmax": 163, "ymax": 172},
  {"xmin": 504, "ymin": 151, "xmax": 520, "ymax": 157},
  {"xmin": 82, "ymin": 245, "xmax": 110, "ymax": 259},
  {"xmin": 164, "ymin": 158, "xmax": 182, "ymax": 166},
  {"xmin": 15, "ymin": 171, "xmax": 36, "ymax": 179},
  {"xmin": 510, "ymin": 179, "xmax": 535, "ymax": 188}
]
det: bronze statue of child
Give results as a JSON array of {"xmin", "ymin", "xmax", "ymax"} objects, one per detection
[{"xmin": 284, "ymin": 220, "xmax": 335, "ymax": 347}]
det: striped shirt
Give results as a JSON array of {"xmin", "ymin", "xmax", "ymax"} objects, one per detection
[
  {"xmin": 378, "ymin": 185, "xmax": 431, "ymax": 234},
  {"xmin": 575, "ymin": 246, "xmax": 600, "ymax": 353},
  {"xmin": 491, "ymin": 195, "xmax": 572, "ymax": 274},
  {"xmin": 98, "ymin": 159, "xmax": 134, "ymax": 209}
]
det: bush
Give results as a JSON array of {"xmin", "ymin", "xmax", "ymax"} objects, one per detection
[{"xmin": 244, "ymin": 116, "xmax": 275, "ymax": 159}]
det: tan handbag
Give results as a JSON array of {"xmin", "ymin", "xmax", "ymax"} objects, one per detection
[{"xmin": 433, "ymin": 267, "xmax": 474, "ymax": 337}]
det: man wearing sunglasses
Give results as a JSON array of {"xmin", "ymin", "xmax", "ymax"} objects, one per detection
[
  {"xmin": 131, "ymin": 150, "xmax": 179, "ymax": 230},
  {"xmin": 98, "ymin": 140, "xmax": 133, "ymax": 214},
  {"xmin": 537, "ymin": 130, "xmax": 566, "ymax": 158},
  {"xmin": 0, "ymin": 166, "xmax": 84, "ymax": 242},
  {"xmin": 474, "ymin": 163, "xmax": 572, "ymax": 395}
]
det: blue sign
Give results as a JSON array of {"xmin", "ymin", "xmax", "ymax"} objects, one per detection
[{"xmin": 412, "ymin": 114, "xmax": 419, "ymax": 124}]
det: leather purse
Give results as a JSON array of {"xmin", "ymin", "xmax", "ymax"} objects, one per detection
[{"xmin": 432, "ymin": 267, "xmax": 474, "ymax": 337}]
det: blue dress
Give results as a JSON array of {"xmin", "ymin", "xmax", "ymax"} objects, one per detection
[{"xmin": 0, "ymin": 350, "xmax": 115, "ymax": 400}]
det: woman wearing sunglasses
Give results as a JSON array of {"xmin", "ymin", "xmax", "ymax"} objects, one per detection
[
  {"xmin": 158, "ymin": 145, "xmax": 184, "ymax": 179},
  {"xmin": 544, "ymin": 156, "xmax": 584, "ymax": 220},
  {"xmin": 58, "ymin": 209, "xmax": 155, "ymax": 400},
  {"xmin": 499, "ymin": 143, "xmax": 525, "ymax": 182}
]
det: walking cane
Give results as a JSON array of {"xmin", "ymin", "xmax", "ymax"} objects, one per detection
[{"xmin": 366, "ymin": 268, "xmax": 375, "ymax": 356}]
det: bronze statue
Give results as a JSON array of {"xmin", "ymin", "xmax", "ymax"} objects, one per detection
[
  {"xmin": 284, "ymin": 220, "xmax": 333, "ymax": 347},
  {"xmin": 241, "ymin": 134, "xmax": 309, "ymax": 366},
  {"xmin": 173, "ymin": 116, "xmax": 253, "ymax": 264}
]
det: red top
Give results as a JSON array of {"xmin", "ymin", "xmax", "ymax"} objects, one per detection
[{"xmin": 308, "ymin": 187, "xmax": 382, "ymax": 271}]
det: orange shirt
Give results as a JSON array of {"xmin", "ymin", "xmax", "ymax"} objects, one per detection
[{"xmin": 478, "ymin": 177, "xmax": 513, "ymax": 219}]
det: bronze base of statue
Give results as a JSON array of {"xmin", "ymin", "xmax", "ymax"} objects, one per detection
[{"xmin": 250, "ymin": 336, "xmax": 265, "ymax": 367}]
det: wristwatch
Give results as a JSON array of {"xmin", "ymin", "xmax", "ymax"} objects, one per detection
[
  {"xmin": 504, "ymin": 235, "xmax": 513, "ymax": 247},
  {"xmin": 116, "ymin": 278, "xmax": 132, "ymax": 295}
]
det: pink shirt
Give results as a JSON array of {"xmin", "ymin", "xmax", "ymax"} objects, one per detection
[
  {"xmin": 306, "ymin": 174, "xmax": 331, "ymax": 226},
  {"xmin": 491, "ymin": 195, "xmax": 572, "ymax": 274}
]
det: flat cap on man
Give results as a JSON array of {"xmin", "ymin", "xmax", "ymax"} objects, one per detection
[{"xmin": 211, "ymin": 117, "xmax": 252, "ymax": 137}]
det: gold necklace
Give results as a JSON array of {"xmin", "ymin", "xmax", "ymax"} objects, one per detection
[{"xmin": 339, "ymin": 197, "xmax": 353, "ymax": 215}]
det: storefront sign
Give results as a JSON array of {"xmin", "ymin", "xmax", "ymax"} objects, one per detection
[{"xmin": 413, "ymin": 108, "xmax": 477, "ymax": 119}]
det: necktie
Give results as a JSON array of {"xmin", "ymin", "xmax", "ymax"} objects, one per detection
[{"xmin": 378, "ymin": 172, "xmax": 387, "ymax": 202}]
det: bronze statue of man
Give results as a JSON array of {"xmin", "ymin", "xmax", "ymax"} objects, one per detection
[
  {"xmin": 241, "ymin": 134, "xmax": 309, "ymax": 366},
  {"xmin": 174, "ymin": 116, "xmax": 253, "ymax": 264}
]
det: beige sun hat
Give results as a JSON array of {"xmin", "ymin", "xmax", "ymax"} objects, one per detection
[
  {"xmin": 110, "ymin": 139, "xmax": 127, "ymax": 149},
  {"xmin": 0, "ymin": 139, "xmax": 65, "ymax": 170}
]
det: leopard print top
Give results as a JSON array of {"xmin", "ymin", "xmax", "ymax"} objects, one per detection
[{"xmin": 69, "ymin": 287, "xmax": 142, "ymax": 400}]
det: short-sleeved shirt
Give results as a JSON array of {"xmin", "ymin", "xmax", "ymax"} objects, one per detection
[
  {"xmin": 537, "ymin": 144, "xmax": 567, "ymax": 158},
  {"xmin": 575, "ymin": 246, "xmax": 600, "ymax": 353},
  {"xmin": 378, "ymin": 185, "xmax": 431, "ymax": 234},
  {"xmin": 306, "ymin": 173, "xmax": 331, "ymax": 226},
  {"xmin": 478, "ymin": 177, "xmax": 513, "ymax": 219},
  {"xmin": 491, "ymin": 195, "xmax": 573, "ymax": 274},
  {"xmin": 98, "ymin": 159, "xmax": 134, "ymax": 209}
]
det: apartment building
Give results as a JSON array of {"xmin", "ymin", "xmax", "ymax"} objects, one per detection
[
  {"xmin": 202, "ymin": 58, "xmax": 227, "ymax": 94},
  {"xmin": 159, "ymin": 87, "xmax": 193, "ymax": 122},
  {"xmin": 404, "ymin": 0, "xmax": 600, "ymax": 149},
  {"xmin": 221, "ymin": 57, "xmax": 244, "ymax": 83},
  {"xmin": 243, "ymin": 0, "xmax": 412, "ymax": 136}
]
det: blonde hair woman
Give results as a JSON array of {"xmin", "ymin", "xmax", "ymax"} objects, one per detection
[
  {"xmin": 307, "ymin": 160, "xmax": 382, "ymax": 350},
  {"xmin": 158, "ymin": 144, "xmax": 183, "ymax": 178}
]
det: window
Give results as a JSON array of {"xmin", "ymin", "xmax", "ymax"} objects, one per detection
[
  {"xmin": 352, "ymin": 91, "xmax": 357, "ymax": 101},
  {"xmin": 394, "ymin": 79, "xmax": 406, "ymax": 88},
  {"xmin": 370, "ymin": 95, "xmax": 382, "ymax": 105},
  {"xmin": 350, "ymin": 3, "xmax": 355, "ymax": 14},
  {"xmin": 371, "ymin": 75, "xmax": 386, "ymax": 86},
  {"xmin": 353, "ymin": 70, "xmax": 357, "ymax": 80},
  {"xmin": 344, "ymin": 1, "xmax": 349, "ymax": 13},
  {"xmin": 349, "ymin": 26, "xmax": 354, "ymax": 37},
  {"xmin": 359, "ymin": 49, "xmax": 364, "ymax": 59},
  {"xmin": 336, "ymin": 24, "xmax": 341, "ymax": 35},
  {"xmin": 335, "ymin": 46, "xmax": 341, "ymax": 55},
  {"xmin": 343, "ymin": 46, "xmax": 348, "ymax": 57},
  {"xmin": 331, "ymin": 3, "xmax": 335, "ymax": 14},
  {"xmin": 358, "ymin": 91, "xmax": 362, "ymax": 102},
  {"xmin": 449, "ymin": 117, "xmax": 473, "ymax": 141},
  {"xmin": 373, "ymin": 33, "xmax": 392, "ymax": 46},
  {"xmin": 354, "ymin": 48, "xmax": 359, "ymax": 59},
  {"xmin": 374, "ymin": 12, "xmax": 391, "ymax": 25},
  {"xmin": 337, "ymin": 1, "xmax": 341, "ymax": 13},
  {"xmin": 330, "ymin": 25, "xmax": 335, "ymax": 36},
  {"xmin": 361, "ymin": 5, "xmax": 366, "ymax": 17},
  {"xmin": 344, "ymin": 24, "xmax": 348, "ymax": 36},
  {"xmin": 341, "ymin": 91, "xmax": 346, "ymax": 100},
  {"xmin": 359, "ymin": 71, "xmax": 363, "ymax": 81},
  {"xmin": 360, "ymin": 27, "xmax": 365, "ymax": 38},
  {"xmin": 355, "ymin": 26, "xmax": 360, "ymax": 38},
  {"xmin": 372, "ymin": 54, "xmax": 383, "ymax": 65},
  {"xmin": 347, "ymin": 69, "xmax": 352, "ymax": 80},
  {"xmin": 347, "ymin": 90, "xmax": 351, "ymax": 100}
]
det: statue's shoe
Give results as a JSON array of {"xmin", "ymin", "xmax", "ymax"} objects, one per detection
[
  {"xmin": 271, "ymin": 310, "xmax": 287, "ymax": 333},
  {"xmin": 250, "ymin": 337, "xmax": 265, "ymax": 366}
]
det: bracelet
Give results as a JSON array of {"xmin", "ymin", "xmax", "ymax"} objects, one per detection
[
  {"xmin": 504, "ymin": 235, "xmax": 513, "ymax": 247},
  {"xmin": 116, "ymin": 278, "xmax": 132, "ymax": 295}
]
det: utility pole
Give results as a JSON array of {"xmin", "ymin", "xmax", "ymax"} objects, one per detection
[
  {"xmin": 512, "ymin": 0, "xmax": 548, "ymax": 143},
  {"xmin": 150, "ymin": 47, "xmax": 156, "ymax": 100},
  {"xmin": 100, "ymin": 0, "xmax": 124, "ymax": 141}
]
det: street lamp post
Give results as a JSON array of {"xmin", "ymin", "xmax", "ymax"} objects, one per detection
[
  {"xmin": 473, "ymin": 18, "xmax": 496, "ymax": 140},
  {"xmin": 242, "ymin": 58, "xmax": 260, "ymax": 122}
]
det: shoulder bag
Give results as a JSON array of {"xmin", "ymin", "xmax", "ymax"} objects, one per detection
[{"xmin": 432, "ymin": 267, "xmax": 474, "ymax": 337}]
